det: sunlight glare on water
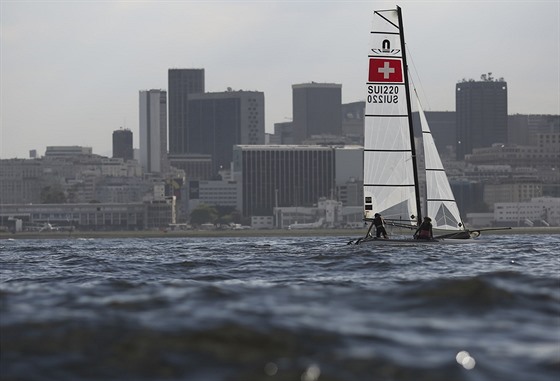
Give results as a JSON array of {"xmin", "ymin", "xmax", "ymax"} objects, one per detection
[
  {"xmin": 264, "ymin": 362, "xmax": 278, "ymax": 376},
  {"xmin": 456, "ymin": 350, "xmax": 476, "ymax": 370},
  {"xmin": 301, "ymin": 363, "xmax": 321, "ymax": 381}
]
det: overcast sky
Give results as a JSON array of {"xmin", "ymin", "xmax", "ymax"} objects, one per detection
[{"xmin": 1, "ymin": 0, "xmax": 559, "ymax": 159}]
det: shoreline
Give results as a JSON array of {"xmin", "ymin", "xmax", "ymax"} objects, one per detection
[{"xmin": 1, "ymin": 226, "xmax": 559, "ymax": 240}]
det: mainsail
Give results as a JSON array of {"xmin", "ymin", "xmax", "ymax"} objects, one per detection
[
  {"xmin": 363, "ymin": 7, "xmax": 420, "ymax": 227},
  {"xmin": 418, "ymin": 95, "xmax": 466, "ymax": 232}
]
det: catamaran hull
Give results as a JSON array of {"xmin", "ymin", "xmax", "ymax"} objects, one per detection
[{"xmin": 350, "ymin": 237, "xmax": 477, "ymax": 245}]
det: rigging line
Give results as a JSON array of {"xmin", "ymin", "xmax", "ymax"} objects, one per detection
[{"xmin": 405, "ymin": 43, "xmax": 431, "ymax": 112}]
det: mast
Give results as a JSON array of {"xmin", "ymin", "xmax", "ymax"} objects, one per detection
[{"xmin": 396, "ymin": 6, "xmax": 422, "ymax": 225}]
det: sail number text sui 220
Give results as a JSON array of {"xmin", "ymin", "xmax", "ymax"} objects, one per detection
[{"xmin": 367, "ymin": 85, "xmax": 399, "ymax": 104}]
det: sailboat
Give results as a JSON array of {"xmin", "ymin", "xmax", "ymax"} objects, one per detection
[{"xmin": 352, "ymin": 6, "xmax": 481, "ymax": 245}]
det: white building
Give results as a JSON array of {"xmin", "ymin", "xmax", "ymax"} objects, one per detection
[
  {"xmin": 494, "ymin": 197, "xmax": 560, "ymax": 226},
  {"xmin": 251, "ymin": 216, "xmax": 274, "ymax": 229},
  {"xmin": 139, "ymin": 90, "xmax": 168, "ymax": 174},
  {"xmin": 45, "ymin": 146, "xmax": 93, "ymax": 157},
  {"xmin": 273, "ymin": 198, "xmax": 344, "ymax": 228},
  {"xmin": 186, "ymin": 180, "xmax": 242, "ymax": 213},
  {"xmin": 99, "ymin": 158, "xmax": 142, "ymax": 177}
]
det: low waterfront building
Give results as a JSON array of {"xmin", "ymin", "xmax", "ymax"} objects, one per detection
[
  {"xmin": 272, "ymin": 198, "xmax": 351, "ymax": 229},
  {"xmin": 0, "ymin": 199, "xmax": 176, "ymax": 232},
  {"xmin": 493, "ymin": 197, "xmax": 560, "ymax": 227}
]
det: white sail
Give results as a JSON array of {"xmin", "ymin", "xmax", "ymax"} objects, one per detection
[
  {"xmin": 418, "ymin": 95, "xmax": 465, "ymax": 231},
  {"xmin": 352, "ymin": 6, "xmax": 480, "ymax": 244},
  {"xmin": 363, "ymin": 8, "xmax": 419, "ymax": 226}
]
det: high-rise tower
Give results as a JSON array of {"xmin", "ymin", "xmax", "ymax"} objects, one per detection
[
  {"xmin": 139, "ymin": 90, "xmax": 168, "ymax": 173},
  {"xmin": 168, "ymin": 69, "xmax": 205, "ymax": 154},
  {"xmin": 112, "ymin": 128, "xmax": 133, "ymax": 161},
  {"xmin": 456, "ymin": 74, "xmax": 508, "ymax": 159},
  {"xmin": 186, "ymin": 90, "xmax": 265, "ymax": 175},
  {"xmin": 292, "ymin": 83, "xmax": 342, "ymax": 143}
]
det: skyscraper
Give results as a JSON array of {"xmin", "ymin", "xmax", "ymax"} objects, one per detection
[
  {"xmin": 186, "ymin": 90, "xmax": 265, "ymax": 174},
  {"xmin": 112, "ymin": 128, "xmax": 133, "ymax": 161},
  {"xmin": 232, "ymin": 145, "xmax": 335, "ymax": 217},
  {"xmin": 292, "ymin": 83, "xmax": 342, "ymax": 143},
  {"xmin": 168, "ymin": 69, "xmax": 205, "ymax": 154},
  {"xmin": 139, "ymin": 90, "xmax": 168, "ymax": 173},
  {"xmin": 456, "ymin": 75, "xmax": 508, "ymax": 159}
]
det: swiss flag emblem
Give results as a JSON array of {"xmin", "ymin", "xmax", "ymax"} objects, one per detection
[{"xmin": 368, "ymin": 58, "xmax": 403, "ymax": 83}]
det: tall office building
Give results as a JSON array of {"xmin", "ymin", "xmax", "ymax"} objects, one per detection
[
  {"xmin": 232, "ymin": 145, "xmax": 335, "ymax": 217},
  {"xmin": 292, "ymin": 83, "xmax": 342, "ymax": 143},
  {"xmin": 411, "ymin": 111, "xmax": 456, "ymax": 156},
  {"xmin": 187, "ymin": 90, "xmax": 265, "ymax": 175},
  {"xmin": 456, "ymin": 76, "xmax": 508, "ymax": 159},
  {"xmin": 139, "ymin": 90, "xmax": 168, "ymax": 173},
  {"xmin": 168, "ymin": 69, "xmax": 205, "ymax": 154},
  {"xmin": 273, "ymin": 121, "xmax": 294, "ymax": 144},
  {"xmin": 112, "ymin": 128, "xmax": 133, "ymax": 161},
  {"xmin": 341, "ymin": 101, "xmax": 365, "ymax": 143}
]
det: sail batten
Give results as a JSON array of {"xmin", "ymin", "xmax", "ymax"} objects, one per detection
[
  {"xmin": 365, "ymin": 184, "xmax": 416, "ymax": 187},
  {"xmin": 370, "ymin": 31, "xmax": 400, "ymax": 35},
  {"xmin": 365, "ymin": 149, "xmax": 413, "ymax": 152},
  {"xmin": 364, "ymin": 114, "xmax": 408, "ymax": 117}
]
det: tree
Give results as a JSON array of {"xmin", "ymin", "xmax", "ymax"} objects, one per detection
[
  {"xmin": 40, "ymin": 185, "xmax": 66, "ymax": 204},
  {"xmin": 189, "ymin": 204, "xmax": 218, "ymax": 225}
]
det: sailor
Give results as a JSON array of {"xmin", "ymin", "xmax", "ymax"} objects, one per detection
[
  {"xmin": 414, "ymin": 217, "xmax": 433, "ymax": 240},
  {"xmin": 373, "ymin": 213, "xmax": 388, "ymax": 239}
]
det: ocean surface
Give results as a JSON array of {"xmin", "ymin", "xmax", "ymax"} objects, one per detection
[{"xmin": 1, "ymin": 234, "xmax": 558, "ymax": 381}]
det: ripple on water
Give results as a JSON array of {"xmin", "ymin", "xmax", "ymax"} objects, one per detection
[{"xmin": 0, "ymin": 235, "xmax": 558, "ymax": 381}]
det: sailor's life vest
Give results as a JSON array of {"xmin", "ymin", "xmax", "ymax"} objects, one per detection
[{"xmin": 417, "ymin": 229, "xmax": 431, "ymax": 238}]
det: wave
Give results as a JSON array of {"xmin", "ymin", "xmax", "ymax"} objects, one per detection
[
  {"xmin": 391, "ymin": 271, "xmax": 559, "ymax": 313},
  {"xmin": 2, "ymin": 318, "xmax": 557, "ymax": 381},
  {"xmin": 2, "ymin": 235, "xmax": 558, "ymax": 381}
]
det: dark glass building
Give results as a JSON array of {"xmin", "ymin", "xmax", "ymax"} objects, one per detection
[
  {"xmin": 456, "ymin": 76, "xmax": 508, "ymax": 159},
  {"xmin": 187, "ymin": 91, "xmax": 265, "ymax": 175},
  {"xmin": 233, "ymin": 145, "xmax": 335, "ymax": 217},
  {"xmin": 168, "ymin": 154, "xmax": 213, "ymax": 181},
  {"xmin": 168, "ymin": 69, "xmax": 205, "ymax": 154},
  {"xmin": 292, "ymin": 83, "xmax": 342, "ymax": 143},
  {"xmin": 411, "ymin": 111, "xmax": 456, "ymax": 156},
  {"xmin": 112, "ymin": 129, "xmax": 133, "ymax": 161}
]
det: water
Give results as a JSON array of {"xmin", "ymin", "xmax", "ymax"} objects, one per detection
[{"xmin": 1, "ymin": 234, "xmax": 558, "ymax": 381}]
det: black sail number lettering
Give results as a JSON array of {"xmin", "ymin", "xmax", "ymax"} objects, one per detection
[{"xmin": 367, "ymin": 85, "xmax": 400, "ymax": 104}]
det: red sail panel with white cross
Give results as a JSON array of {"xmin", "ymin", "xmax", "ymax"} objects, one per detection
[{"xmin": 368, "ymin": 58, "xmax": 403, "ymax": 83}]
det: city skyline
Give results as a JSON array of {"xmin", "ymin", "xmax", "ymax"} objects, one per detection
[{"xmin": 1, "ymin": 1, "xmax": 559, "ymax": 159}]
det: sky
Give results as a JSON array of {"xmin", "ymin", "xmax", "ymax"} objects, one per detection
[{"xmin": 1, "ymin": 0, "xmax": 559, "ymax": 159}]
